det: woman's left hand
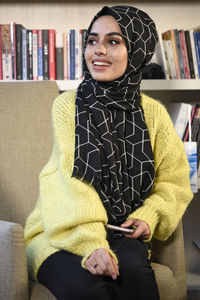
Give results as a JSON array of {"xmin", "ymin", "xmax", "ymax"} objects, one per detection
[{"xmin": 120, "ymin": 218, "xmax": 150, "ymax": 240}]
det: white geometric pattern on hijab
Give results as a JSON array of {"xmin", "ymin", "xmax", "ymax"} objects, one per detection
[{"xmin": 72, "ymin": 5, "xmax": 157, "ymax": 223}]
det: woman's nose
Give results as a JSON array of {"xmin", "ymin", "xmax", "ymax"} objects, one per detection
[{"xmin": 95, "ymin": 43, "xmax": 107, "ymax": 55}]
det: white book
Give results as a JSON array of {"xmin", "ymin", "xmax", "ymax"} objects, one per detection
[
  {"xmin": 152, "ymin": 30, "xmax": 169, "ymax": 79},
  {"xmin": 189, "ymin": 29, "xmax": 199, "ymax": 79},
  {"xmin": 166, "ymin": 102, "xmax": 193, "ymax": 140},
  {"xmin": 163, "ymin": 39, "xmax": 177, "ymax": 79}
]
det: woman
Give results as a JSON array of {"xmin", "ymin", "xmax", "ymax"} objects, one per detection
[{"xmin": 24, "ymin": 5, "xmax": 193, "ymax": 300}]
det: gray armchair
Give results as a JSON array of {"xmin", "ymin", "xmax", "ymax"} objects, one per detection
[{"xmin": 0, "ymin": 82, "xmax": 187, "ymax": 300}]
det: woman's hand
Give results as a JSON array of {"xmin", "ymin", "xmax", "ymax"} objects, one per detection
[
  {"xmin": 85, "ymin": 248, "xmax": 119, "ymax": 280},
  {"xmin": 121, "ymin": 218, "xmax": 150, "ymax": 240}
]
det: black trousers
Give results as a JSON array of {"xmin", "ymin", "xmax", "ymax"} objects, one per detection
[{"xmin": 38, "ymin": 233, "xmax": 160, "ymax": 300}]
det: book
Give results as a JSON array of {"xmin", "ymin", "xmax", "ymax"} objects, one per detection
[
  {"xmin": 1, "ymin": 24, "xmax": 12, "ymax": 80},
  {"xmin": 179, "ymin": 30, "xmax": 191, "ymax": 79},
  {"xmin": 22, "ymin": 28, "xmax": 28, "ymax": 80},
  {"xmin": 49, "ymin": 29, "xmax": 56, "ymax": 80},
  {"xmin": 63, "ymin": 32, "xmax": 68, "ymax": 80},
  {"xmin": 0, "ymin": 25, "xmax": 3, "ymax": 80},
  {"xmin": 75, "ymin": 30, "xmax": 79, "ymax": 80},
  {"xmin": 162, "ymin": 38, "xmax": 177, "ymax": 79},
  {"xmin": 10, "ymin": 22, "xmax": 16, "ymax": 80},
  {"xmin": 43, "ymin": 29, "xmax": 49, "ymax": 80},
  {"xmin": 28, "ymin": 30, "xmax": 33, "ymax": 80},
  {"xmin": 38, "ymin": 29, "xmax": 44, "ymax": 80},
  {"xmin": 174, "ymin": 29, "xmax": 185, "ymax": 79},
  {"xmin": 166, "ymin": 102, "xmax": 193, "ymax": 140},
  {"xmin": 185, "ymin": 30, "xmax": 195, "ymax": 79},
  {"xmin": 189, "ymin": 30, "xmax": 199, "ymax": 79},
  {"xmin": 70, "ymin": 29, "xmax": 75, "ymax": 80},
  {"xmin": 56, "ymin": 33, "xmax": 64, "ymax": 80},
  {"xmin": 193, "ymin": 31, "xmax": 200, "ymax": 77},
  {"xmin": 16, "ymin": 24, "xmax": 24, "ymax": 80},
  {"xmin": 32, "ymin": 30, "xmax": 38, "ymax": 80},
  {"xmin": 152, "ymin": 30, "xmax": 169, "ymax": 79},
  {"xmin": 162, "ymin": 30, "xmax": 181, "ymax": 79}
]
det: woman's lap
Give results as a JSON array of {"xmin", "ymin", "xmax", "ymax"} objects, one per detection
[{"xmin": 37, "ymin": 234, "xmax": 160, "ymax": 300}]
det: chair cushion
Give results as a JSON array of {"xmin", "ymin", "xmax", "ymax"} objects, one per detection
[{"xmin": 29, "ymin": 280, "xmax": 56, "ymax": 300}]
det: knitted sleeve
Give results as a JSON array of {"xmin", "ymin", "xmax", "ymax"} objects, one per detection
[
  {"xmin": 39, "ymin": 90, "xmax": 118, "ymax": 267},
  {"xmin": 128, "ymin": 96, "xmax": 193, "ymax": 241}
]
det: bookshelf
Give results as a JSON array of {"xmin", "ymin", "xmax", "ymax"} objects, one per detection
[{"xmin": 0, "ymin": 0, "xmax": 200, "ymax": 298}]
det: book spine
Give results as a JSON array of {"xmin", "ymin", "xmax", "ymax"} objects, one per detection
[
  {"xmin": 56, "ymin": 33, "xmax": 64, "ymax": 80},
  {"xmin": 49, "ymin": 29, "xmax": 56, "ymax": 80},
  {"xmin": 28, "ymin": 30, "xmax": 33, "ymax": 80},
  {"xmin": 70, "ymin": 29, "xmax": 75, "ymax": 80},
  {"xmin": 16, "ymin": 24, "xmax": 23, "ymax": 80},
  {"xmin": 10, "ymin": 22, "xmax": 16, "ymax": 79},
  {"xmin": 22, "ymin": 28, "xmax": 27, "ymax": 80},
  {"xmin": 75, "ymin": 30, "xmax": 79, "ymax": 80},
  {"xmin": 196, "ymin": 32, "xmax": 200, "ymax": 77},
  {"xmin": 170, "ymin": 29, "xmax": 181, "ymax": 79},
  {"xmin": 1, "ymin": 24, "xmax": 12, "ymax": 80},
  {"xmin": 0, "ymin": 25, "xmax": 2, "ymax": 80},
  {"xmin": 189, "ymin": 30, "xmax": 199, "ymax": 79},
  {"xmin": 26, "ymin": 30, "xmax": 30, "ymax": 80},
  {"xmin": 63, "ymin": 32, "xmax": 68, "ymax": 80},
  {"xmin": 179, "ymin": 30, "xmax": 191, "ymax": 79},
  {"xmin": 174, "ymin": 29, "xmax": 185, "ymax": 79},
  {"xmin": 38, "ymin": 29, "xmax": 43, "ymax": 80},
  {"xmin": 32, "ymin": 29, "xmax": 38, "ymax": 80},
  {"xmin": 81, "ymin": 29, "xmax": 87, "ymax": 78},
  {"xmin": 185, "ymin": 30, "xmax": 195, "ymax": 79},
  {"xmin": 67, "ymin": 32, "xmax": 70, "ymax": 79},
  {"xmin": 43, "ymin": 29, "xmax": 49, "ymax": 80}
]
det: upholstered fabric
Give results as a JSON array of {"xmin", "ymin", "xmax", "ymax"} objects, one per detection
[{"xmin": 0, "ymin": 81, "xmax": 187, "ymax": 300}]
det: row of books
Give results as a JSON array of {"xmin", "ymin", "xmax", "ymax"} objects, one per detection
[
  {"xmin": 0, "ymin": 23, "xmax": 87, "ymax": 81},
  {"xmin": 1, "ymin": 23, "xmax": 200, "ymax": 81},
  {"xmin": 153, "ymin": 28, "xmax": 200, "ymax": 79},
  {"xmin": 167, "ymin": 102, "xmax": 200, "ymax": 191}
]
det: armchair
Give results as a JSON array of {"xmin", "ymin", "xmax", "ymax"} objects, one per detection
[{"xmin": 0, "ymin": 82, "xmax": 187, "ymax": 300}]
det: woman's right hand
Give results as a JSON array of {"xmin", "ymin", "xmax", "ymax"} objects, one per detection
[{"xmin": 85, "ymin": 248, "xmax": 119, "ymax": 280}]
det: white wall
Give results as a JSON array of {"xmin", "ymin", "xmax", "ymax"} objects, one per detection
[{"xmin": 0, "ymin": 1, "xmax": 200, "ymax": 33}]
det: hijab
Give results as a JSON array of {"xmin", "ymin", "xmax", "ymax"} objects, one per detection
[{"xmin": 72, "ymin": 5, "xmax": 158, "ymax": 224}]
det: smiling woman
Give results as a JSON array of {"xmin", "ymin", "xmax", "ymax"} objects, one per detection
[
  {"xmin": 84, "ymin": 15, "xmax": 128, "ymax": 82},
  {"xmin": 24, "ymin": 5, "xmax": 193, "ymax": 300}
]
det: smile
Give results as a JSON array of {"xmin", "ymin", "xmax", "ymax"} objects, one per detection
[{"xmin": 93, "ymin": 61, "xmax": 111, "ymax": 66}]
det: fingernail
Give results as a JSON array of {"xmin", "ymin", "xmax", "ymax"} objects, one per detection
[{"xmin": 112, "ymin": 275, "xmax": 117, "ymax": 280}]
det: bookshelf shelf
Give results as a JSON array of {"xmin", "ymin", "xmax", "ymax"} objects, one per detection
[{"xmin": 1, "ymin": 79, "xmax": 200, "ymax": 103}]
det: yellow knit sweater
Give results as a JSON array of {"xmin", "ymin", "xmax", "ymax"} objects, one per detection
[{"xmin": 24, "ymin": 89, "xmax": 193, "ymax": 281}]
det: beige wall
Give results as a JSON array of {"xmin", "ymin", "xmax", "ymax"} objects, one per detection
[{"xmin": 0, "ymin": 1, "xmax": 200, "ymax": 33}]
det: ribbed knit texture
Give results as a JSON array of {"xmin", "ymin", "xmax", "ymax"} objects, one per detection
[{"xmin": 24, "ymin": 89, "xmax": 193, "ymax": 281}]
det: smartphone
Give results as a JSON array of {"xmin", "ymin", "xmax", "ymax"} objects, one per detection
[{"xmin": 106, "ymin": 224, "xmax": 134, "ymax": 234}]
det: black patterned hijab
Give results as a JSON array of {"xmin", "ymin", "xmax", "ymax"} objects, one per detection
[{"xmin": 72, "ymin": 6, "xmax": 158, "ymax": 224}]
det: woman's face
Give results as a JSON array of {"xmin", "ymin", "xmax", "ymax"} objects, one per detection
[{"xmin": 85, "ymin": 15, "xmax": 128, "ymax": 82}]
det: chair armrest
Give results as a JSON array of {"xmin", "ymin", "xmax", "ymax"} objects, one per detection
[
  {"xmin": 0, "ymin": 220, "xmax": 29, "ymax": 300},
  {"xmin": 151, "ymin": 221, "xmax": 187, "ymax": 297}
]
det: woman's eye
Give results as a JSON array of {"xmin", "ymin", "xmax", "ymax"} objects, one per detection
[
  {"xmin": 87, "ymin": 39, "xmax": 96, "ymax": 45},
  {"xmin": 109, "ymin": 39, "xmax": 120, "ymax": 45}
]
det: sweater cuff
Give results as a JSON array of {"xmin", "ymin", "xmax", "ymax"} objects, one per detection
[
  {"xmin": 128, "ymin": 204, "xmax": 159, "ymax": 241},
  {"xmin": 81, "ymin": 247, "xmax": 118, "ymax": 269}
]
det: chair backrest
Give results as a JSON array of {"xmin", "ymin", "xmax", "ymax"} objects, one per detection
[{"xmin": 0, "ymin": 82, "xmax": 59, "ymax": 227}]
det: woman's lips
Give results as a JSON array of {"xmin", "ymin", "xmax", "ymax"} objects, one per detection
[{"xmin": 92, "ymin": 60, "xmax": 111, "ymax": 70}]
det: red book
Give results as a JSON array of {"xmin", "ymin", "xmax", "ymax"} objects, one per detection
[
  {"xmin": 0, "ymin": 25, "xmax": 2, "ymax": 80},
  {"xmin": 179, "ymin": 30, "xmax": 190, "ymax": 79},
  {"xmin": 49, "ymin": 29, "xmax": 56, "ymax": 80}
]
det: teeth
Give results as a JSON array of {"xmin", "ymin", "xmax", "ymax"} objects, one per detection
[{"xmin": 94, "ymin": 61, "xmax": 110, "ymax": 66}]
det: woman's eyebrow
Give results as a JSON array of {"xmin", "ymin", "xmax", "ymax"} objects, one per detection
[{"xmin": 88, "ymin": 32, "xmax": 123, "ymax": 38}]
